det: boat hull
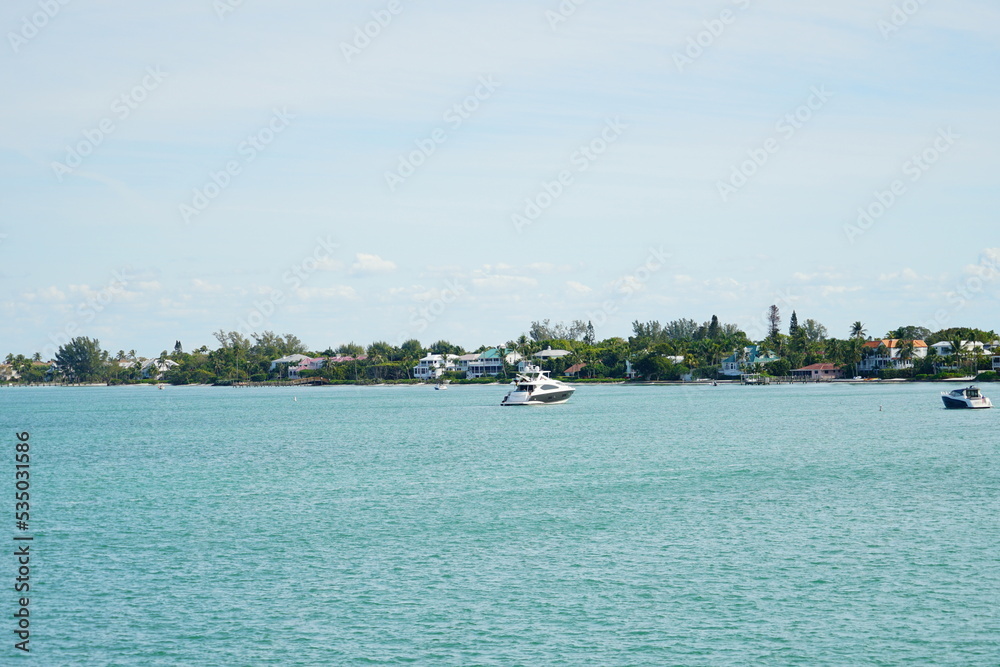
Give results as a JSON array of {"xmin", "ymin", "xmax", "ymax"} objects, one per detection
[
  {"xmin": 941, "ymin": 394, "xmax": 992, "ymax": 409},
  {"xmin": 501, "ymin": 389, "xmax": 574, "ymax": 406}
]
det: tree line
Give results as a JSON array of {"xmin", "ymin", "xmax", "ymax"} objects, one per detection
[{"xmin": 4, "ymin": 310, "xmax": 998, "ymax": 385}]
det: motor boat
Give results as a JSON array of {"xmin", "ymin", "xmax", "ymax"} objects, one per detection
[
  {"xmin": 434, "ymin": 379, "xmax": 449, "ymax": 391},
  {"xmin": 941, "ymin": 385, "xmax": 992, "ymax": 409},
  {"xmin": 501, "ymin": 364, "xmax": 575, "ymax": 406}
]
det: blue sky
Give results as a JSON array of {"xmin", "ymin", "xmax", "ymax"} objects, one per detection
[{"xmin": 2, "ymin": 0, "xmax": 998, "ymax": 358}]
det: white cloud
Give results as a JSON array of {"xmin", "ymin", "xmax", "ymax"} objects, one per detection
[
  {"xmin": 472, "ymin": 275, "xmax": 538, "ymax": 291},
  {"xmin": 350, "ymin": 253, "xmax": 397, "ymax": 275},
  {"xmin": 191, "ymin": 279, "xmax": 224, "ymax": 293},
  {"xmin": 295, "ymin": 286, "xmax": 360, "ymax": 301},
  {"xmin": 22, "ymin": 286, "xmax": 66, "ymax": 302},
  {"xmin": 566, "ymin": 281, "xmax": 592, "ymax": 294},
  {"xmin": 878, "ymin": 268, "xmax": 922, "ymax": 282}
]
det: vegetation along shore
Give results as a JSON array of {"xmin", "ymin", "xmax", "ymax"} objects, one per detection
[{"xmin": 3, "ymin": 308, "xmax": 999, "ymax": 387}]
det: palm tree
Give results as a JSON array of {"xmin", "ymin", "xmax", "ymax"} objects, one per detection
[
  {"xmin": 850, "ymin": 321, "xmax": 867, "ymax": 340},
  {"xmin": 898, "ymin": 340, "xmax": 915, "ymax": 374},
  {"xmin": 949, "ymin": 337, "xmax": 965, "ymax": 373}
]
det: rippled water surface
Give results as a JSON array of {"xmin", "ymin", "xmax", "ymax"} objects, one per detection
[{"xmin": 4, "ymin": 382, "xmax": 999, "ymax": 665}]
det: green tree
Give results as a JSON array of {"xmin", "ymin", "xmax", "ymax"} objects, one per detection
[
  {"xmin": 55, "ymin": 337, "xmax": 109, "ymax": 383},
  {"xmin": 802, "ymin": 319, "xmax": 827, "ymax": 342},
  {"xmin": 850, "ymin": 321, "xmax": 867, "ymax": 340}
]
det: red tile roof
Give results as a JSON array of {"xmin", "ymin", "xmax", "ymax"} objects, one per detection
[
  {"xmin": 864, "ymin": 339, "xmax": 927, "ymax": 349},
  {"xmin": 794, "ymin": 363, "xmax": 840, "ymax": 371}
]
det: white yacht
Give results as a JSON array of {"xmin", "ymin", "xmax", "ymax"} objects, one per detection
[
  {"xmin": 941, "ymin": 385, "xmax": 992, "ymax": 409},
  {"xmin": 434, "ymin": 379, "xmax": 449, "ymax": 391},
  {"xmin": 501, "ymin": 363, "xmax": 575, "ymax": 406}
]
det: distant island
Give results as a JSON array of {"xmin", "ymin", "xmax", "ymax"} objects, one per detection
[{"xmin": 4, "ymin": 310, "xmax": 999, "ymax": 386}]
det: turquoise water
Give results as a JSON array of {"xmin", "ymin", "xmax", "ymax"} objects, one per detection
[{"xmin": 3, "ymin": 382, "xmax": 999, "ymax": 665}]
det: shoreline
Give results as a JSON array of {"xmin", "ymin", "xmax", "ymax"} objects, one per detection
[{"xmin": 2, "ymin": 377, "xmax": 988, "ymax": 389}]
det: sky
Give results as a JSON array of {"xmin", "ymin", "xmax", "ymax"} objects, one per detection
[{"xmin": 2, "ymin": 0, "xmax": 998, "ymax": 358}]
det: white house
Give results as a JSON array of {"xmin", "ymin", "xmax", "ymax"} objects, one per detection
[
  {"xmin": 720, "ymin": 346, "xmax": 780, "ymax": 377},
  {"xmin": 857, "ymin": 339, "xmax": 928, "ymax": 373},
  {"xmin": 467, "ymin": 349, "xmax": 522, "ymax": 378},
  {"xmin": 141, "ymin": 358, "xmax": 179, "ymax": 379},
  {"xmin": 270, "ymin": 354, "xmax": 311, "ymax": 372},
  {"xmin": 930, "ymin": 340, "xmax": 985, "ymax": 357},
  {"xmin": 455, "ymin": 353, "xmax": 480, "ymax": 375},
  {"xmin": 413, "ymin": 354, "xmax": 458, "ymax": 380},
  {"xmin": 288, "ymin": 357, "xmax": 327, "ymax": 378}
]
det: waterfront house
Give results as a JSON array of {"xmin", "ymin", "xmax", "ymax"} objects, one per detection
[
  {"xmin": 720, "ymin": 346, "xmax": 780, "ymax": 377},
  {"xmin": 564, "ymin": 363, "xmax": 587, "ymax": 377},
  {"xmin": 930, "ymin": 340, "xmax": 985, "ymax": 357},
  {"xmin": 413, "ymin": 354, "xmax": 459, "ymax": 380},
  {"xmin": 455, "ymin": 353, "xmax": 480, "ymax": 375},
  {"xmin": 466, "ymin": 348, "xmax": 521, "ymax": 379},
  {"xmin": 288, "ymin": 357, "xmax": 329, "ymax": 378},
  {"xmin": 791, "ymin": 363, "xmax": 844, "ymax": 380},
  {"xmin": 269, "ymin": 354, "xmax": 311, "ymax": 372},
  {"xmin": 141, "ymin": 358, "xmax": 179, "ymax": 379},
  {"xmin": 534, "ymin": 347, "xmax": 572, "ymax": 360},
  {"xmin": 857, "ymin": 339, "xmax": 927, "ymax": 373}
]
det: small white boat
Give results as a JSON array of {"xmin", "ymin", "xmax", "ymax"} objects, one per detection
[
  {"xmin": 434, "ymin": 380, "xmax": 449, "ymax": 391},
  {"xmin": 501, "ymin": 364, "xmax": 574, "ymax": 406},
  {"xmin": 941, "ymin": 385, "xmax": 992, "ymax": 409}
]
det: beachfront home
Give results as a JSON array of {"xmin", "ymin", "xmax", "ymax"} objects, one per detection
[
  {"xmin": 791, "ymin": 363, "xmax": 844, "ymax": 380},
  {"xmin": 720, "ymin": 345, "xmax": 780, "ymax": 377},
  {"xmin": 857, "ymin": 339, "xmax": 927, "ymax": 373},
  {"xmin": 466, "ymin": 348, "xmax": 522, "ymax": 379},
  {"xmin": 930, "ymin": 340, "xmax": 985, "ymax": 357},
  {"xmin": 269, "ymin": 354, "xmax": 311, "ymax": 372},
  {"xmin": 0, "ymin": 364, "xmax": 18, "ymax": 381},
  {"xmin": 288, "ymin": 357, "xmax": 328, "ymax": 378},
  {"xmin": 413, "ymin": 354, "xmax": 459, "ymax": 380},
  {"xmin": 564, "ymin": 363, "xmax": 587, "ymax": 378},
  {"xmin": 141, "ymin": 358, "xmax": 179, "ymax": 379},
  {"xmin": 534, "ymin": 347, "xmax": 571, "ymax": 360},
  {"xmin": 455, "ymin": 353, "xmax": 480, "ymax": 375}
]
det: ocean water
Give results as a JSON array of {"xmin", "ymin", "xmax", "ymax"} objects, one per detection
[{"xmin": 3, "ymin": 382, "xmax": 999, "ymax": 665}]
